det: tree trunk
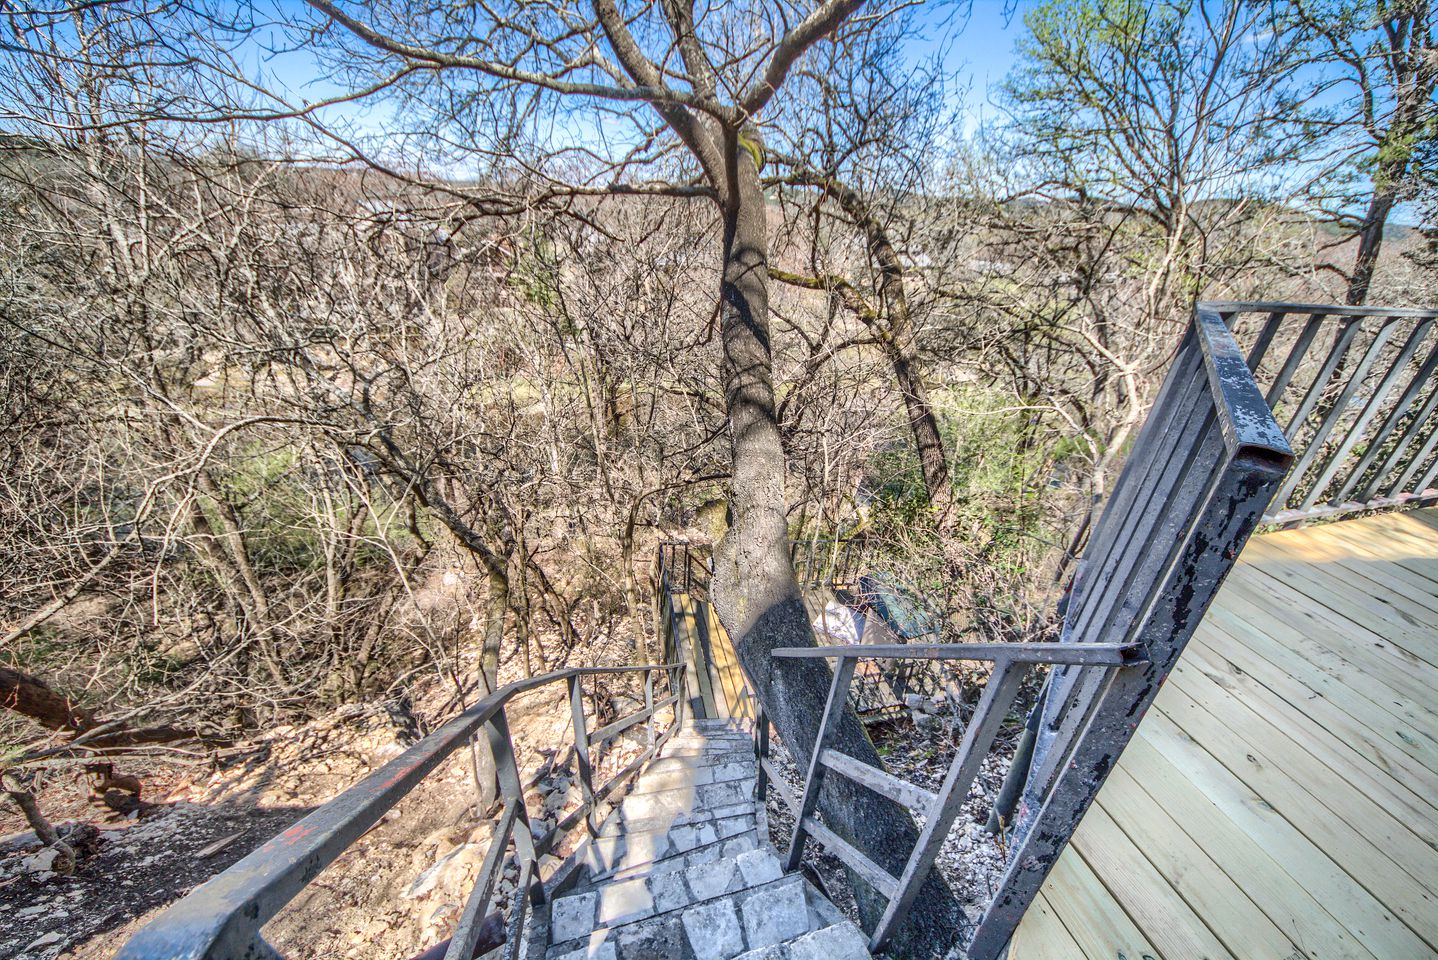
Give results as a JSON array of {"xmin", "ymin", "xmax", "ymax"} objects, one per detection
[
  {"xmin": 481, "ymin": 562, "xmax": 508, "ymax": 694},
  {"xmin": 1, "ymin": 665, "xmax": 208, "ymax": 748},
  {"xmin": 1, "ymin": 665, "xmax": 96, "ymax": 733},
  {"xmin": 1347, "ymin": 187, "xmax": 1396, "ymax": 306},
  {"xmin": 833, "ymin": 182, "xmax": 950, "ymax": 511},
  {"xmin": 708, "ymin": 133, "xmax": 964, "ymax": 959}
]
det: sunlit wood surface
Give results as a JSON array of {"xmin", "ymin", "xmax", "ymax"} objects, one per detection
[
  {"xmin": 670, "ymin": 593, "xmax": 755, "ymax": 722},
  {"xmin": 1011, "ymin": 508, "xmax": 1438, "ymax": 960}
]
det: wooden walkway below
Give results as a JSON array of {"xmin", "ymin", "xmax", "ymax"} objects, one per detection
[
  {"xmin": 1011, "ymin": 508, "xmax": 1438, "ymax": 960},
  {"xmin": 669, "ymin": 593, "xmax": 755, "ymax": 723}
]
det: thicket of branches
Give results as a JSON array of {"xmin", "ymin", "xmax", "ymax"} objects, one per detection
[{"xmin": 1, "ymin": 0, "xmax": 1433, "ymax": 883}]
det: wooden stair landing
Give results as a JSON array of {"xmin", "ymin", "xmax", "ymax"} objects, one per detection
[{"xmin": 1011, "ymin": 508, "xmax": 1438, "ymax": 960}]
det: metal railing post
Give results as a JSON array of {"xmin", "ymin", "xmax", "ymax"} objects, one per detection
[
  {"xmin": 869, "ymin": 661, "xmax": 1028, "ymax": 952},
  {"xmin": 643, "ymin": 669, "xmax": 656, "ymax": 748},
  {"xmin": 754, "ymin": 701, "xmax": 769, "ymax": 801},
  {"xmin": 568, "ymin": 674, "xmax": 599, "ymax": 836},
  {"xmin": 784, "ymin": 655, "xmax": 856, "ymax": 873},
  {"xmin": 483, "ymin": 707, "xmax": 544, "ymax": 905}
]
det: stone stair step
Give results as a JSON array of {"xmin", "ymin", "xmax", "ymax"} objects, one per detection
[
  {"xmin": 574, "ymin": 814, "xmax": 758, "ymax": 884},
  {"xmin": 733, "ymin": 920, "xmax": 873, "ymax": 960},
  {"xmin": 659, "ymin": 739, "xmax": 754, "ymax": 754},
  {"xmin": 599, "ymin": 799, "xmax": 756, "ymax": 837},
  {"xmin": 574, "ymin": 830, "xmax": 760, "ymax": 892},
  {"xmin": 548, "ymin": 868, "xmax": 843, "ymax": 960},
  {"xmin": 613, "ymin": 778, "xmax": 752, "ymax": 818},
  {"xmin": 683, "ymin": 719, "xmax": 753, "ymax": 732},
  {"xmin": 628, "ymin": 758, "xmax": 755, "ymax": 794},
  {"xmin": 651, "ymin": 744, "xmax": 755, "ymax": 764}
]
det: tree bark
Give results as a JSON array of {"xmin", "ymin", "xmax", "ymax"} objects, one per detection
[
  {"xmin": 1, "ymin": 665, "xmax": 95, "ymax": 733},
  {"xmin": 708, "ymin": 134, "xmax": 964, "ymax": 959},
  {"xmin": 829, "ymin": 181, "xmax": 950, "ymax": 511},
  {"xmin": 1, "ymin": 665, "xmax": 207, "ymax": 748},
  {"xmin": 1346, "ymin": 186, "xmax": 1396, "ymax": 306}
]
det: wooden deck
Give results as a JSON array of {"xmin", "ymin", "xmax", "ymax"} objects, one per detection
[
  {"xmin": 669, "ymin": 593, "xmax": 755, "ymax": 722},
  {"xmin": 1011, "ymin": 508, "xmax": 1438, "ymax": 960}
]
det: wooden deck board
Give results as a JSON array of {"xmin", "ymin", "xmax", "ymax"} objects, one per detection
[{"xmin": 1012, "ymin": 508, "xmax": 1438, "ymax": 960}]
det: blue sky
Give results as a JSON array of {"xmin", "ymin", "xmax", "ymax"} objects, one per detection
[{"xmin": 230, "ymin": 0, "xmax": 1407, "ymax": 224}]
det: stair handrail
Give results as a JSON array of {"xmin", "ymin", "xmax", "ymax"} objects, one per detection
[
  {"xmin": 756, "ymin": 304, "xmax": 1294, "ymax": 958},
  {"xmin": 114, "ymin": 661, "xmax": 686, "ymax": 960},
  {"xmin": 752, "ymin": 641, "xmax": 1143, "ymax": 954},
  {"xmin": 1210, "ymin": 301, "xmax": 1438, "ymax": 524}
]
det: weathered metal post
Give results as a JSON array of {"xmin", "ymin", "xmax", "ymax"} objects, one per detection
[
  {"xmin": 784, "ymin": 655, "xmax": 856, "ymax": 872},
  {"xmin": 567, "ymin": 674, "xmax": 598, "ymax": 836}
]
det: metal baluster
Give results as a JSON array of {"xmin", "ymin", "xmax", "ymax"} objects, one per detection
[
  {"xmin": 754, "ymin": 700, "xmax": 769, "ymax": 802},
  {"xmin": 502, "ymin": 858, "xmax": 536, "ymax": 960},
  {"xmin": 1281, "ymin": 320, "xmax": 1396, "ymax": 509},
  {"xmin": 784, "ymin": 655, "xmax": 857, "ymax": 872},
  {"xmin": 869, "ymin": 661, "xmax": 1029, "ymax": 952},
  {"xmin": 1367, "ymin": 378, "xmax": 1438, "ymax": 501},
  {"xmin": 673, "ymin": 664, "xmax": 687, "ymax": 732},
  {"xmin": 1389, "ymin": 412, "xmax": 1438, "ymax": 498},
  {"xmin": 1340, "ymin": 330, "xmax": 1438, "ymax": 503},
  {"xmin": 643, "ymin": 670, "xmax": 655, "ymax": 749},
  {"xmin": 484, "ymin": 708, "xmax": 543, "ymax": 903},
  {"xmin": 1277, "ymin": 318, "xmax": 1364, "ymax": 445},
  {"xmin": 1242, "ymin": 309, "xmax": 1285, "ymax": 371},
  {"xmin": 1262, "ymin": 312, "xmax": 1327, "ymax": 410},
  {"xmin": 444, "ymin": 802, "xmax": 520, "ymax": 960},
  {"xmin": 1303, "ymin": 318, "xmax": 1434, "ymax": 510},
  {"xmin": 568, "ymin": 674, "xmax": 598, "ymax": 835}
]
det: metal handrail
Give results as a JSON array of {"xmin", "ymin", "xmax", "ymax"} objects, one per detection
[
  {"xmin": 115, "ymin": 661, "xmax": 685, "ymax": 960},
  {"xmin": 753, "ymin": 641, "xmax": 1141, "ymax": 953},
  {"xmin": 759, "ymin": 305, "xmax": 1294, "ymax": 958},
  {"xmin": 1211, "ymin": 301, "xmax": 1438, "ymax": 524}
]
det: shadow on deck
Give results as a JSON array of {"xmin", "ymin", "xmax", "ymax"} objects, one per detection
[{"xmin": 1012, "ymin": 508, "xmax": 1438, "ymax": 960}]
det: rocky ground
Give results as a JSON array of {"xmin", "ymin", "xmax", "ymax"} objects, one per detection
[
  {"xmin": 1, "ymin": 673, "xmax": 659, "ymax": 960},
  {"xmin": 761, "ymin": 673, "xmax": 1026, "ymax": 956}
]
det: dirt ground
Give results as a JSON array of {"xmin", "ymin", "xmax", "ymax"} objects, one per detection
[{"xmin": 1, "ymin": 670, "xmax": 657, "ymax": 960}]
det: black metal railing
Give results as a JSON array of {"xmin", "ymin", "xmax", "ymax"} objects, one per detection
[
  {"xmin": 1213, "ymin": 301, "xmax": 1438, "ymax": 524},
  {"xmin": 657, "ymin": 540, "xmax": 709, "ymax": 596},
  {"xmin": 753, "ymin": 641, "xmax": 1140, "ymax": 953},
  {"xmin": 114, "ymin": 662, "xmax": 685, "ymax": 960},
  {"xmin": 757, "ymin": 304, "xmax": 1293, "ymax": 958},
  {"xmin": 790, "ymin": 536, "xmax": 869, "ymax": 589}
]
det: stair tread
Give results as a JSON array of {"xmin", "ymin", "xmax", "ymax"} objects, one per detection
[
  {"xmin": 573, "ymin": 817, "xmax": 759, "ymax": 886},
  {"xmin": 540, "ymin": 720, "xmax": 867, "ymax": 959},
  {"xmin": 548, "ymin": 868, "xmax": 859, "ymax": 960}
]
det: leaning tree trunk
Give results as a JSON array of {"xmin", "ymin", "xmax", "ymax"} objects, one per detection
[
  {"xmin": 834, "ymin": 181, "xmax": 950, "ymax": 512},
  {"xmin": 1347, "ymin": 186, "xmax": 1396, "ymax": 306},
  {"xmin": 708, "ymin": 133, "xmax": 964, "ymax": 959}
]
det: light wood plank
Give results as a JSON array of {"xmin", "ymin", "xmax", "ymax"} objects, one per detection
[
  {"xmin": 1157, "ymin": 684, "xmax": 1438, "ymax": 931},
  {"xmin": 1222, "ymin": 572, "xmax": 1438, "ymax": 725},
  {"xmin": 1229, "ymin": 562, "xmax": 1438, "ymax": 691},
  {"xmin": 1235, "ymin": 544, "xmax": 1438, "ymax": 669},
  {"xmin": 1038, "ymin": 842, "xmax": 1159, "ymax": 960},
  {"xmin": 1316, "ymin": 517, "xmax": 1438, "ymax": 586},
  {"xmin": 1138, "ymin": 709, "xmax": 1433, "ymax": 957},
  {"xmin": 1189, "ymin": 626, "xmax": 1438, "ymax": 799},
  {"xmin": 1117, "ymin": 739, "xmax": 1382, "ymax": 960},
  {"xmin": 1404, "ymin": 508, "xmax": 1438, "ymax": 533},
  {"xmin": 1165, "ymin": 662, "xmax": 1438, "ymax": 896},
  {"xmin": 672, "ymin": 595, "xmax": 719, "ymax": 718},
  {"xmin": 1067, "ymin": 803, "xmax": 1236, "ymax": 960},
  {"xmin": 1241, "ymin": 533, "xmax": 1438, "ymax": 622},
  {"xmin": 1279, "ymin": 525, "xmax": 1438, "ymax": 615},
  {"xmin": 1093, "ymin": 763, "xmax": 1302, "ymax": 960},
  {"xmin": 1008, "ymin": 892, "xmax": 1090, "ymax": 960},
  {"xmin": 1204, "ymin": 594, "xmax": 1438, "ymax": 755},
  {"xmin": 1179, "ymin": 642, "xmax": 1438, "ymax": 824},
  {"xmin": 1020, "ymin": 511, "xmax": 1438, "ymax": 959}
]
